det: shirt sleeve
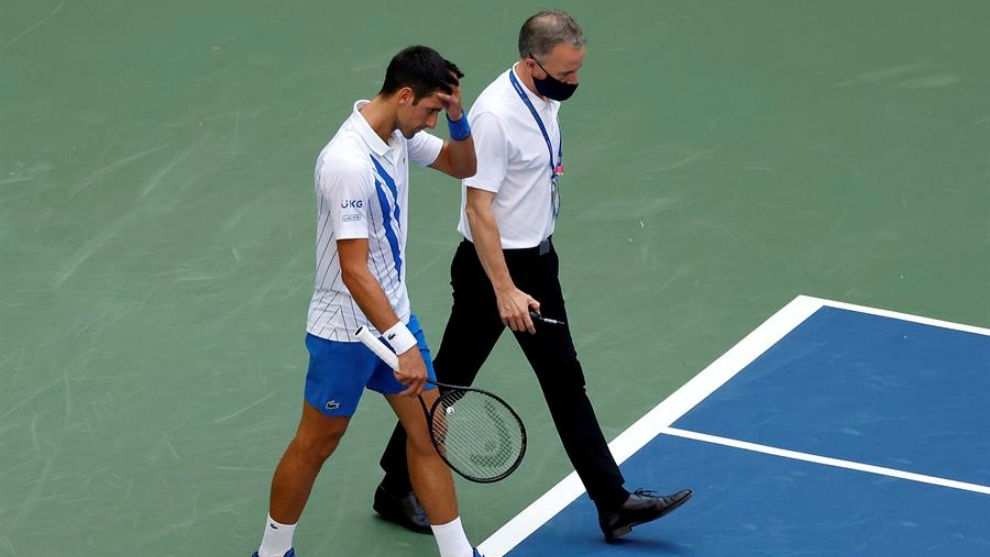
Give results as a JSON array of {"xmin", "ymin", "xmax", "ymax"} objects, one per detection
[
  {"xmin": 461, "ymin": 111, "xmax": 507, "ymax": 193},
  {"xmin": 407, "ymin": 130, "xmax": 444, "ymax": 167},
  {"xmin": 317, "ymin": 155, "xmax": 374, "ymax": 240}
]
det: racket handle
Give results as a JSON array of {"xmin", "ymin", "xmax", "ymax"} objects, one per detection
[{"xmin": 354, "ymin": 326, "xmax": 400, "ymax": 371}]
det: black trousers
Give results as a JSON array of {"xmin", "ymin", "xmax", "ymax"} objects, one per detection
[{"xmin": 380, "ymin": 239, "xmax": 629, "ymax": 510}]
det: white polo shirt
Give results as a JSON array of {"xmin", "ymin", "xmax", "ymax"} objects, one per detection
[
  {"xmin": 457, "ymin": 64, "xmax": 562, "ymax": 249},
  {"xmin": 306, "ymin": 100, "xmax": 443, "ymax": 341}
]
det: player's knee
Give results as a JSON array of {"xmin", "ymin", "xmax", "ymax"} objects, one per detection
[{"xmin": 293, "ymin": 427, "xmax": 347, "ymax": 463}]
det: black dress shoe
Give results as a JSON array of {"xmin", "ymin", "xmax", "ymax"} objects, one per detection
[
  {"xmin": 598, "ymin": 488, "xmax": 693, "ymax": 542},
  {"xmin": 373, "ymin": 484, "xmax": 432, "ymax": 534}
]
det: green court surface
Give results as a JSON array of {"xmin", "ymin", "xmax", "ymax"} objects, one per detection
[{"xmin": 1, "ymin": 1, "xmax": 987, "ymax": 555}]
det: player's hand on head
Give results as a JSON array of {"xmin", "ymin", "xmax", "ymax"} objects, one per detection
[
  {"xmin": 395, "ymin": 347, "xmax": 428, "ymax": 396},
  {"xmin": 437, "ymin": 80, "xmax": 464, "ymax": 122},
  {"xmin": 497, "ymin": 287, "xmax": 540, "ymax": 334}
]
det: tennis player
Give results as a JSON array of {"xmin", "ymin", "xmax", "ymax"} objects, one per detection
[
  {"xmin": 251, "ymin": 45, "xmax": 482, "ymax": 557},
  {"xmin": 374, "ymin": 12, "xmax": 693, "ymax": 543}
]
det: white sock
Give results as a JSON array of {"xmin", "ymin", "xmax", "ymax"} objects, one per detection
[
  {"xmin": 258, "ymin": 514, "xmax": 296, "ymax": 557},
  {"xmin": 431, "ymin": 516, "xmax": 473, "ymax": 557}
]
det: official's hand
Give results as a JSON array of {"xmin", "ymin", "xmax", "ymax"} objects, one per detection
[
  {"xmin": 395, "ymin": 347, "xmax": 428, "ymax": 397},
  {"xmin": 496, "ymin": 286, "xmax": 540, "ymax": 334},
  {"xmin": 437, "ymin": 80, "xmax": 464, "ymax": 122}
]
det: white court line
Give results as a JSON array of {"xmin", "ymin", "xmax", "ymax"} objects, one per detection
[
  {"xmin": 478, "ymin": 295, "xmax": 824, "ymax": 557},
  {"xmin": 663, "ymin": 426, "xmax": 990, "ymax": 496},
  {"xmin": 808, "ymin": 295, "xmax": 990, "ymax": 337},
  {"xmin": 478, "ymin": 295, "xmax": 990, "ymax": 557},
  {"xmin": 478, "ymin": 296, "xmax": 990, "ymax": 557}
]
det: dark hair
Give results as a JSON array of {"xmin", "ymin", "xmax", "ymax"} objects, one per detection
[
  {"xmin": 518, "ymin": 10, "xmax": 585, "ymax": 60},
  {"xmin": 379, "ymin": 45, "xmax": 464, "ymax": 102}
]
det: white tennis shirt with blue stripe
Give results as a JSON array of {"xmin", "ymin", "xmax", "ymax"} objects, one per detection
[{"xmin": 307, "ymin": 100, "xmax": 443, "ymax": 342}]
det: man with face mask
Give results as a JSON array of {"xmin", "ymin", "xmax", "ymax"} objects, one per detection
[{"xmin": 372, "ymin": 11, "xmax": 693, "ymax": 543}]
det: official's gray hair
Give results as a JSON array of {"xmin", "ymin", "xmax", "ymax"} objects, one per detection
[{"xmin": 517, "ymin": 10, "xmax": 585, "ymax": 60}]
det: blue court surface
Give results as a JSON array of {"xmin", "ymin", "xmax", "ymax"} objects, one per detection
[{"xmin": 478, "ymin": 296, "xmax": 990, "ymax": 557}]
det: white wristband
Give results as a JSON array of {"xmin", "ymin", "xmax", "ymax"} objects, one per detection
[{"xmin": 382, "ymin": 322, "xmax": 417, "ymax": 355}]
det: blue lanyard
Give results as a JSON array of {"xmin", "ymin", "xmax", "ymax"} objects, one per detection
[{"xmin": 509, "ymin": 69, "xmax": 563, "ymax": 181}]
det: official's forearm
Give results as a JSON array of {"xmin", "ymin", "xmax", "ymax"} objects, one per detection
[{"xmin": 466, "ymin": 204, "xmax": 514, "ymax": 293}]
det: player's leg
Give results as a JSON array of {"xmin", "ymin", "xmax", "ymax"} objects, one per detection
[
  {"xmin": 268, "ymin": 404, "xmax": 350, "ymax": 523},
  {"xmin": 375, "ymin": 419, "xmax": 433, "ymax": 532},
  {"xmin": 256, "ymin": 405, "xmax": 350, "ymax": 557},
  {"xmin": 376, "ymin": 242, "xmax": 505, "ymax": 528},
  {"xmin": 386, "ymin": 389, "xmax": 459, "ymax": 523},
  {"xmin": 386, "ymin": 389, "xmax": 480, "ymax": 557},
  {"xmin": 376, "ymin": 314, "xmax": 469, "ymax": 518},
  {"xmin": 370, "ymin": 317, "xmax": 481, "ymax": 557},
  {"xmin": 254, "ymin": 334, "xmax": 375, "ymax": 557}
]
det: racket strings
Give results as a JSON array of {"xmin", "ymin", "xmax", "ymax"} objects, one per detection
[{"xmin": 430, "ymin": 390, "xmax": 524, "ymax": 480}]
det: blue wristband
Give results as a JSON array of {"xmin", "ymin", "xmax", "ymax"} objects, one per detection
[{"xmin": 446, "ymin": 111, "xmax": 471, "ymax": 141}]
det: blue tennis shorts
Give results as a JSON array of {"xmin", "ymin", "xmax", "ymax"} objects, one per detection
[{"xmin": 304, "ymin": 314, "xmax": 436, "ymax": 417}]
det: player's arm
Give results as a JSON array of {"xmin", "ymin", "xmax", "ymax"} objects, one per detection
[
  {"xmin": 464, "ymin": 187, "xmax": 539, "ymax": 334},
  {"xmin": 429, "ymin": 134, "xmax": 476, "ymax": 179},
  {"xmin": 338, "ymin": 239, "xmax": 428, "ymax": 396},
  {"xmin": 321, "ymin": 157, "xmax": 426, "ymax": 395},
  {"xmin": 429, "ymin": 81, "xmax": 476, "ymax": 179}
]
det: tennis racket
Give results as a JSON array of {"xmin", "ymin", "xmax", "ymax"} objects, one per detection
[{"xmin": 354, "ymin": 325, "xmax": 527, "ymax": 483}]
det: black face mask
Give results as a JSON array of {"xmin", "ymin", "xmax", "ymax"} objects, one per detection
[{"xmin": 530, "ymin": 54, "xmax": 579, "ymax": 101}]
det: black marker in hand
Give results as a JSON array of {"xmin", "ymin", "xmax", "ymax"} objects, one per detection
[{"xmin": 529, "ymin": 310, "xmax": 566, "ymax": 326}]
